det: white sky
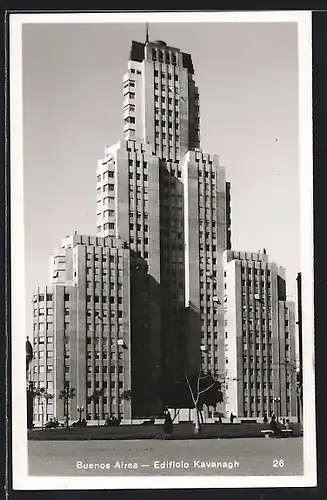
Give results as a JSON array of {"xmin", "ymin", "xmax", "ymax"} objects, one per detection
[{"xmin": 22, "ymin": 21, "xmax": 300, "ymax": 333}]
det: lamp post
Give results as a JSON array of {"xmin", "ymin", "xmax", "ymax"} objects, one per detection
[
  {"xmin": 77, "ymin": 405, "xmax": 84, "ymax": 422},
  {"xmin": 116, "ymin": 338, "xmax": 129, "ymax": 422}
]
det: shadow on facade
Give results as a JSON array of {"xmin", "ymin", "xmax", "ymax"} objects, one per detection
[{"xmin": 128, "ymin": 164, "xmax": 208, "ymax": 418}]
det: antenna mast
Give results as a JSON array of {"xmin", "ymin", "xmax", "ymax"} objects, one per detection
[{"xmin": 145, "ymin": 22, "xmax": 149, "ymax": 43}]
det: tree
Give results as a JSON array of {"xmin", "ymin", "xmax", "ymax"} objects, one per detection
[
  {"xmin": 185, "ymin": 371, "xmax": 223, "ymax": 434},
  {"xmin": 88, "ymin": 388, "xmax": 104, "ymax": 425},
  {"xmin": 121, "ymin": 389, "xmax": 132, "ymax": 422},
  {"xmin": 32, "ymin": 387, "xmax": 53, "ymax": 430},
  {"xmin": 59, "ymin": 382, "xmax": 76, "ymax": 427},
  {"xmin": 121, "ymin": 389, "xmax": 132, "ymax": 402}
]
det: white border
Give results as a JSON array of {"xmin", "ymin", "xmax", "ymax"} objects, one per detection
[{"xmin": 10, "ymin": 10, "xmax": 315, "ymax": 490}]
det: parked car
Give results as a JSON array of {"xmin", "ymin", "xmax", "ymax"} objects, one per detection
[
  {"xmin": 72, "ymin": 419, "xmax": 87, "ymax": 427},
  {"xmin": 44, "ymin": 419, "xmax": 57, "ymax": 429},
  {"xmin": 104, "ymin": 416, "xmax": 121, "ymax": 427}
]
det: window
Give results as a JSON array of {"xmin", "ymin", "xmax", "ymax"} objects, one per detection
[{"xmin": 125, "ymin": 116, "xmax": 135, "ymax": 124}]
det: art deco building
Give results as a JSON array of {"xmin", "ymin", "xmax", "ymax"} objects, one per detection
[
  {"xmin": 223, "ymin": 250, "xmax": 298, "ymax": 421},
  {"xmin": 31, "ymin": 233, "xmax": 160, "ymax": 424},
  {"xmin": 96, "ymin": 38, "xmax": 231, "ymax": 389},
  {"xmin": 31, "ymin": 36, "xmax": 231, "ymax": 424}
]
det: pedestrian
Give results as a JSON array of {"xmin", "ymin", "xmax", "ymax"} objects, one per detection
[
  {"xmin": 230, "ymin": 413, "xmax": 235, "ymax": 424},
  {"xmin": 218, "ymin": 415, "xmax": 222, "ymax": 424},
  {"xmin": 269, "ymin": 415, "xmax": 281, "ymax": 437},
  {"xmin": 284, "ymin": 419, "xmax": 293, "ymax": 435},
  {"xmin": 163, "ymin": 409, "xmax": 173, "ymax": 435},
  {"xmin": 263, "ymin": 413, "xmax": 268, "ymax": 424}
]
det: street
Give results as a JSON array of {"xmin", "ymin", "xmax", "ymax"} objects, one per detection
[{"xmin": 28, "ymin": 437, "xmax": 303, "ymax": 476}]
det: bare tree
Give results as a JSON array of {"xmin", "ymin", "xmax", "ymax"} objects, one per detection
[{"xmin": 185, "ymin": 371, "xmax": 223, "ymax": 434}]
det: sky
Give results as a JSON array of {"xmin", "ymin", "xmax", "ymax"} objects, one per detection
[{"xmin": 22, "ymin": 21, "xmax": 300, "ymax": 334}]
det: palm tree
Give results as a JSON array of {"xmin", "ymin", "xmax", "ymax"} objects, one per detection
[
  {"xmin": 32, "ymin": 387, "xmax": 53, "ymax": 430},
  {"xmin": 121, "ymin": 389, "xmax": 132, "ymax": 423},
  {"xmin": 88, "ymin": 388, "xmax": 104, "ymax": 425},
  {"xmin": 59, "ymin": 382, "xmax": 76, "ymax": 427}
]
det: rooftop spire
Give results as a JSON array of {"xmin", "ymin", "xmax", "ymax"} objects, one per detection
[{"xmin": 145, "ymin": 22, "xmax": 149, "ymax": 44}]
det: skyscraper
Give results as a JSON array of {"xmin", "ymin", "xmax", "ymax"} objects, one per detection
[
  {"xmin": 223, "ymin": 250, "xmax": 297, "ymax": 421},
  {"xmin": 96, "ymin": 37, "xmax": 231, "ymax": 391},
  {"xmin": 31, "ymin": 35, "xmax": 231, "ymax": 424}
]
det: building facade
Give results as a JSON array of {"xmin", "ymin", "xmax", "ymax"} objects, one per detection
[
  {"xmin": 296, "ymin": 272, "xmax": 303, "ymax": 422},
  {"xmin": 96, "ymin": 37, "xmax": 231, "ymax": 391},
  {"xmin": 223, "ymin": 250, "xmax": 297, "ymax": 421},
  {"xmin": 31, "ymin": 234, "xmax": 162, "ymax": 424},
  {"xmin": 31, "ymin": 36, "xmax": 233, "ymax": 423}
]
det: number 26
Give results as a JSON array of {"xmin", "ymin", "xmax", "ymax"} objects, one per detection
[{"xmin": 273, "ymin": 460, "xmax": 284, "ymax": 467}]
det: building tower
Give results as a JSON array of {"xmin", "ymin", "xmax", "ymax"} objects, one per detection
[
  {"xmin": 96, "ymin": 36, "xmax": 231, "ymax": 393},
  {"xmin": 223, "ymin": 250, "xmax": 297, "ymax": 421},
  {"xmin": 31, "ymin": 35, "xmax": 231, "ymax": 425},
  {"xmin": 296, "ymin": 272, "xmax": 303, "ymax": 422}
]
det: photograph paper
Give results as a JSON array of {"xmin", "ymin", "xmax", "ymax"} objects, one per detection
[{"xmin": 9, "ymin": 11, "xmax": 315, "ymax": 490}]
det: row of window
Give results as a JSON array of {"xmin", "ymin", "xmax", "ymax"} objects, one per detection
[
  {"xmin": 200, "ymin": 283, "xmax": 217, "ymax": 291},
  {"xmin": 242, "ymin": 269, "xmax": 271, "ymax": 276},
  {"xmin": 152, "ymin": 50, "xmax": 178, "ymax": 64},
  {"xmin": 129, "ymin": 191, "xmax": 149, "ymax": 201},
  {"xmin": 154, "ymin": 83, "xmax": 180, "ymax": 93},
  {"xmin": 34, "ymin": 351, "xmax": 53, "ymax": 358},
  {"xmin": 102, "ymin": 183, "xmax": 115, "ymax": 192},
  {"xmin": 154, "ymin": 95, "xmax": 179, "ymax": 107},
  {"xmin": 128, "ymin": 160, "xmax": 148, "ymax": 170},
  {"xmin": 155, "ymin": 131, "xmax": 180, "ymax": 142},
  {"xmin": 86, "ymin": 295, "xmax": 122, "ymax": 304},
  {"xmin": 155, "ymin": 119, "xmax": 179, "ymax": 130},
  {"xmin": 155, "ymin": 144, "xmax": 180, "ymax": 158},
  {"xmin": 129, "ymin": 223, "xmax": 149, "ymax": 232},
  {"xmin": 129, "ymin": 173, "xmax": 148, "ymax": 182},
  {"xmin": 35, "ymin": 294, "xmax": 55, "ymax": 302},
  {"xmin": 199, "ymin": 233, "xmax": 217, "ymax": 241},
  {"xmin": 33, "ymin": 336, "xmax": 53, "ymax": 344},
  {"xmin": 244, "ymin": 397, "xmax": 291, "ymax": 404},
  {"xmin": 199, "ymin": 171, "xmax": 215, "ymax": 179},
  {"xmin": 97, "ymin": 171, "xmax": 114, "ymax": 182},
  {"xmin": 155, "ymin": 107, "xmax": 179, "ymax": 119},
  {"xmin": 34, "ymin": 308, "xmax": 53, "ymax": 316},
  {"xmin": 102, "ymin": 196, "xmax": 115, "ymax": 205},
  {"xmin": 85, "ymin": 254, "xmax": 120, "ymax": 262},
  {"xmin": 154, "ymin": 70, "xmax": 178, "ymax": 80},
  {"xmin": 129, "ymin": 69, "xmax": 142, "ymax": 75},
  {"xmin": 33, "ymin": 365, "xmax": 53, "ymax": 373},
  {"xmin": 201, "ymin": 332, "xmax": 219, "ymax": 339}
]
